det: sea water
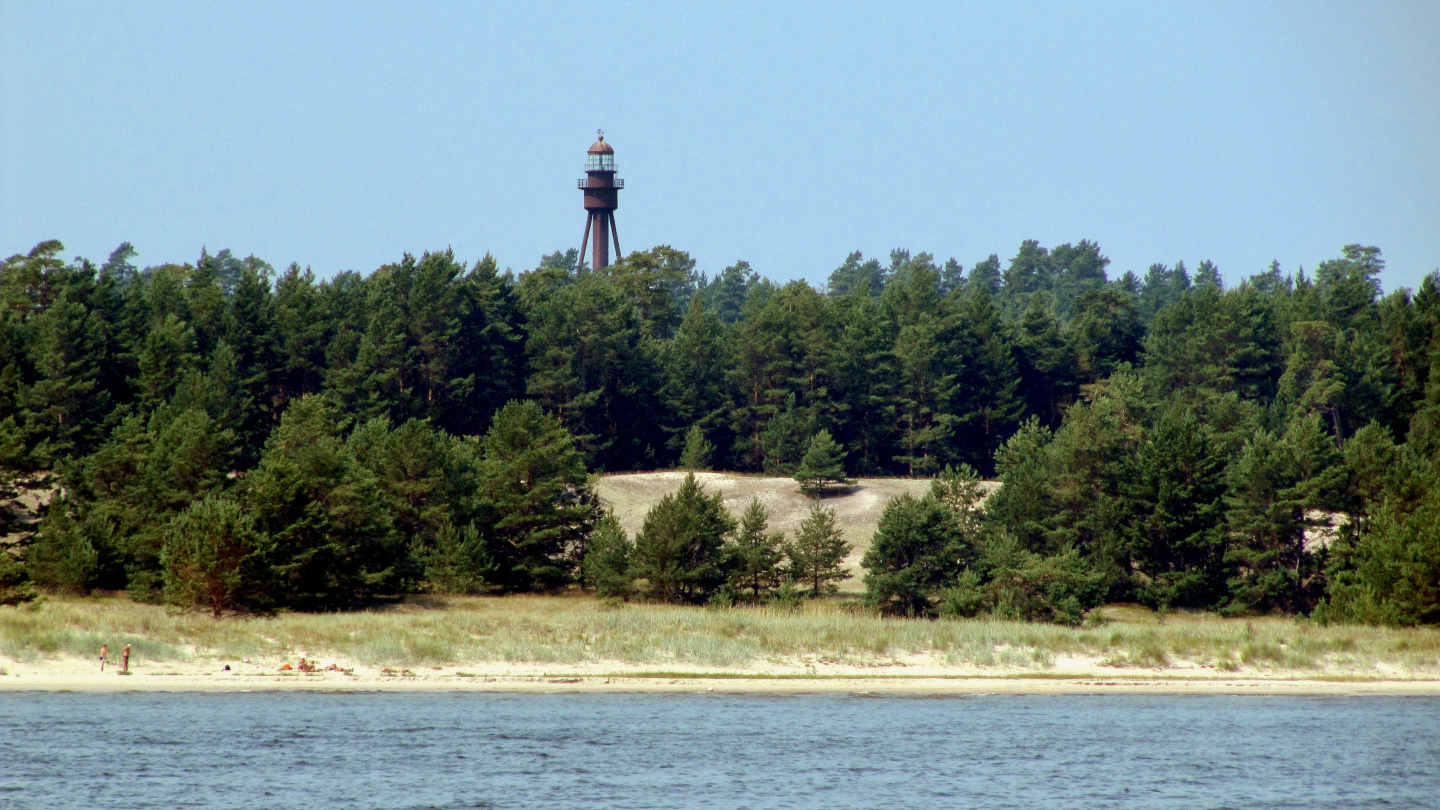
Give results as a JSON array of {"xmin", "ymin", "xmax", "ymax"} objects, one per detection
[{"xmin": 2, "ymin": 692, "xmax": 1438, "ymax": 809}]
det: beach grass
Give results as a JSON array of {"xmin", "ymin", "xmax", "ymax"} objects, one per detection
[{"xmin": 2, "ymin": 594, "xmax": 1438, "ymax": 676}]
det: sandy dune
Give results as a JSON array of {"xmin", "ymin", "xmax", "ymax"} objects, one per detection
[{"xmin": 595, "ymin": 472, "xmax": 998, "ymax": 589}]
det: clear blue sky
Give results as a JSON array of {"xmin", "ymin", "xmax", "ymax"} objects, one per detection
[{"xmin": 3, "ymin": 2, "xmax": 1438, "ymax": 290}]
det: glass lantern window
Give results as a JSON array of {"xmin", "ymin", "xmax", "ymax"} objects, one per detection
[{"xmin": 587, "ymin": 153, "xmax": 615, "ymax": 171}]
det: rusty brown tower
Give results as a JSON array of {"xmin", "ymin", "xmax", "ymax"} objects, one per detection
[{"xmin": 578, "ymin": 130, "xmax": 623, "ymax": 270}]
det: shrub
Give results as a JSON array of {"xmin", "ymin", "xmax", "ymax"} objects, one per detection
[{"xmin": 940, "ymin": 535, "xmax": 1105, "ymax": 626}]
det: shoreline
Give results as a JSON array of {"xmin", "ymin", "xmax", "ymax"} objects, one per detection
[{"xmin": 5, "ymin": 667, "xmax": 1440, "ymax": 695}]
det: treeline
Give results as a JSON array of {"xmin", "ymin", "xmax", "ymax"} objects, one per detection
[{"xmin": 0, "ymin": 237, "xmax": 1437, "ymax": 624}]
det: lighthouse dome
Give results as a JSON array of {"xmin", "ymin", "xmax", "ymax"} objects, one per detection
[{"xmin": 586, "ymin": 131, "xmax": 616, "ymax": 170}]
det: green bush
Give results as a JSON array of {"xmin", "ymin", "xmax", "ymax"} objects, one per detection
[
  {"xmin": 0, "ymin": 547, "xmax": 32, "ymax": 605},
  {"xmin": 24, "ymin": 505, "xmax": 98, "ymax": 595},
  {"xmin": 939, "ymin": 535, "xmax": 1106, "ymax": 626}
]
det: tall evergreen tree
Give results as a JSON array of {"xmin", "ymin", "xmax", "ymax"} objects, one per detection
[
  {"xmin": 244, "ymin": 396, "xmax": 398, "ymax": 609},
  {"xmin": 478, "ymin": 400, "xmax": 598, "ymax": 591}
]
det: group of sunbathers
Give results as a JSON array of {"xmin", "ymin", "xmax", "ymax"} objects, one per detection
[{"xmin": 279, "ymin": 657, "xmax": 347, "ymax": 672}]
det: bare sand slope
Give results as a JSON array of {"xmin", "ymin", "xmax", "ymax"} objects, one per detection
[{"xmin": 594, "ymin": 472, "xmax": 999, "ymax": 588}]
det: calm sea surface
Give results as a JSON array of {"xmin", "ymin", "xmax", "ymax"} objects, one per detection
[{"xmin": 1, "ymin": 691, "xmax": 1438, "ymax": 809}]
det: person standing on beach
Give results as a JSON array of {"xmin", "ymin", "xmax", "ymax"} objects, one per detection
[
  {"xmin": 121, "ymin": 644, "xmax": 130, "ymax": 674},
  {"xmin": 99, "ymin": 644, "xmax": 107, "ymax": 672}
]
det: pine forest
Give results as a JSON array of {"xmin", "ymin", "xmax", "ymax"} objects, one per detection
[{"xmin": 1, "ymin": 238, "xmax": 1437, "ymax": 627}]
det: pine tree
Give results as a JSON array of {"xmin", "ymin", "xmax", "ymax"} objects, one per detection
[
  {"xmin": 707, "ymin": 260, "xmax": 757, "ymax": 323},
  {"xmin": 135, "ymin": 313, "xmax": 198, "ymax": 410},
  {"xmin": 1047, "ymin": 240, "xmax": 1110, "ymax": 319},
  {"xmin": 479, "ymin": 400, "xmax": 599, "ymax": 591},
  {"xmin": 422, "ymin": 520, "xmax": 493, "ymax": 595},
  {"xmin": 59, "ymin": 405, "xmax": 240, "ymax": 601},
  {"xmin": 983, "ymin": 417, "xmax": 1056, "ymax": 552},
  {"xmin": 787, "ymin": 502, "xmax": 851, "ymax": 595},
  {"xmin": 244, "ymin": 396, "xmax": 398, "ymax": 609},
  {"xmin": 272, "ymin": 264, "xmax": 328, "ymax": 406},
  {"xmin": 1001, "ymin": 240, "xmax": 1053, "ymax": 309},
  {"xmin": 794, "ymin": 429, "xmax": 849, "ymax": 495},
  {"xmin": 678, "ymin": 423, "xmax": 714, "ymax": 471},
  {"xmin": 187, "ymin": 249, "xmax": 231, "ymax": 358},
  {"xmin": 15, "ymin": 286, "xmax": 110, "ymax": 466},
  {"xmin": 1067, "ymin": 289, "xmax": 1144, "ymax": 382},
  {"xmin": 965, "ymin": 254, "xmax": 1002, "ymax": 298},
  {"xmin": 0, "ymin": 540, "xmax": 30, "ymax": 605},
  {"xmin": 1015, "ymin": 293, "xmax": 1077, "ymax": 428},
  {"xmin": 1323, "ymin": 483, "xmax": 1440, "ymax": 625},
  {"xmin": 524, "ymin": 272, "xmax": 664, "ymax": 469},
  {"xmin": 581, "ymin": 513, "xmax": 634, "ymax": 599},
  {"xmin": 726, "ymin": 281, "xmax": 834, "ymax": 472},
  {"xmin": 664, "ymin": 297, "xmax": 729, "ymax": 459},
  {"xmin": 349, "ymin": 416, "xmax": 484, "ymax": 592},
  {"xmin": 161, "ymin": 495, "xmax": 265, "ymax": 616},
  {"xmin": 631, "ymin": 473, "xmax": 735, "ymax": 603},
  {"xmin": 460, "ymin": 253, "xmax": 524, "ymax": 434},
  {"xmin": 861, "ymin": 493, "xmax": 969, "ymax": 615},
  {"xmin": 1128, "ymin": 407, "xmax": 1229, "ymax": 609},
  {"xmin": 830, "ymin": 291, "xmax": 895, "ymax": 474},
  {"xmin": 891, "ymin": 314, "xmax": 954, "ymax": 476},
  {"xmin": 758, "ymin": 394, "xmax": 816, "ymax": 473},
  {"xmin": 729, "ymin": 498, "xmax": 784, "ymax": 598},
  {"xmin": 827, "ymin": 251, "xmax": 885, "ymax": 298},
  {"xmin": 947, "ymin": 287, "xmax": 1025, "ymax": 471},
  {"xmin": 225, "ymin": 257, "xmax": 279, "ymax": 466},
  {"xmin": 1223, "ymin": 415, "xmax": 1343, "ymax": 615},
  {"xmin": 24, "ymin": 501, "xmax": 100, "ymax": 595}
]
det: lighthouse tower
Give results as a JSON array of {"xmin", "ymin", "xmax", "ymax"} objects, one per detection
[{"xmin": 578, "ymin": 131, "xmax": 623, "ymax": 270}]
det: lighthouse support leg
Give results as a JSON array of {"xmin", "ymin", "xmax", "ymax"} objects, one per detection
[{"xmin": 579, "ymin": 215, "xmax": 592, "ymax": 272}]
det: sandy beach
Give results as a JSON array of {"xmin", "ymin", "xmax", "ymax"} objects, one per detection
[{"xmin": 5, "ymin": 655, "xmax": 1440, "ymax": 695}]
